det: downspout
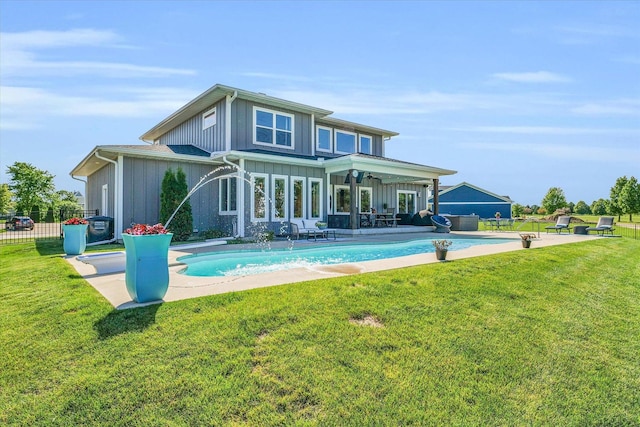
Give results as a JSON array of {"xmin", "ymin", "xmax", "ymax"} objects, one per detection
[
  {"xmin": 222, "ymin": 155, "xmax": 244, "ymax": 238},
  {"xmin": 94, "ymin": 151, "xmax": 122, "ymax": 242},
  {"xmin": 225, "ymin": 91, "xmax": 238, "ymax": 152}
]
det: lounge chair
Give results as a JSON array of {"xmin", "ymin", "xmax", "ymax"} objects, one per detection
[
  {"xmin": 431, "ymin": 215, "xmax": 452, "ymax": 233},
  {"xmin": 586, "ymin": 216, "xmax": 615, "ymax": 235},
  {"xmin": 545, "ymin": 215, "xmax": 572, "ymax": 234}
]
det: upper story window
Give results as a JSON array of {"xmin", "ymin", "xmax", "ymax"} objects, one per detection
[
  {"xmin": 359, "ymin": 135, "xmax": 372, "ymax": 155},
  {"xmin": 316, "ymin": 126, "xmax": 333, "ymax": 153},
  {"xmin": 335, "ymin": 130, "xmax": 357, "ymax": 154},
  {"xmin": 202, "ymin": 107, "xmax": 217, "ymax": 130},
  {"xmin": 254, "ymin": 107, "xmax": 294, "ymax": 149}
]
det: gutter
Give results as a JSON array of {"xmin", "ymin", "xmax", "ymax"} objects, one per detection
[
  {"xmin": 94, "ymin": 151, "xmax": 122, "ymax": 241},
  {"xmin": 225, "ymin": 91, "xmax": 238, "ymax": 151}
]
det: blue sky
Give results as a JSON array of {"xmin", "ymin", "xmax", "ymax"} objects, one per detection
[{"xmin": 1, "ymin": 0, "xmax": 638, "ymax": 206}]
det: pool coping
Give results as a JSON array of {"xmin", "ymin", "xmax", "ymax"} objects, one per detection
[{"xmin": 64, "ymin": 231, "xmax": 597, "ymax": 310}]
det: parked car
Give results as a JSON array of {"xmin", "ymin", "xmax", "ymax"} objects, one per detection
[{"xmin": 5, "ymin": 216, "xmax": 35, "ymax": 231}]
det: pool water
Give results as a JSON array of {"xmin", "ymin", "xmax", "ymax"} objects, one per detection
[{"xmin": 177, "ymin": 238, "xmax": 515, "ymax": 277}]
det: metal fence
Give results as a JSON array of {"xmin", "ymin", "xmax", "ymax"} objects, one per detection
[{"xmin": 0, "ymin": 209, "xmax": 99, "ymax": 245}]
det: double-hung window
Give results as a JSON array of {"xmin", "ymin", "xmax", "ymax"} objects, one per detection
[
  {"xmin": 254, "ymin": 107, "xmax": 294, "ymax": 148},
  {"xmin": 335, "ymin": 130, "xmax": 357, "ymax": 154},
  {"xmin": 219, "ymin": 176, "xmax": 237, "ymax": 214}
]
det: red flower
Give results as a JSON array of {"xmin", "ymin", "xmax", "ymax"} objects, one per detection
[
  {"xmin": 64, "ymin": 217, "xmax": 88, "ymax": 225},
  {"xmin": 124, "ymin": 223, "xmax": 168, "ymax": 235}
]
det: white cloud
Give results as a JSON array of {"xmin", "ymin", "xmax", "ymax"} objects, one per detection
[
  {"xmin": 448, "ymin": 125, "xmax": 639, "ymax": 136},
  {"xmin": 457, "ymin": 141, "xmax": 640, "ymax": 163},
  {"xmin": 492, "ymin": 71, "xmax": 571, "ymax": 83},
  {"xmin": 0, "ymin": 86, "xmax": 197, "ymax": 130},
  {"xmin": 0, "ymin": 28, "xmax": 195, "ymax": 78},
  {"xmin": 571, "ymin": 99, "xmax": 640, "ymax": 116}
]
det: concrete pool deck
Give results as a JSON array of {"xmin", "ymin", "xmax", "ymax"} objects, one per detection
[{"xmin": 65, "ymin": 231, "xmax": 598, "ymax": 310}]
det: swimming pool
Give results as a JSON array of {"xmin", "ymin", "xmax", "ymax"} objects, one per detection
[{"xmin": 177, "ymin": 237, "xmax": 515, "ymax": 277}]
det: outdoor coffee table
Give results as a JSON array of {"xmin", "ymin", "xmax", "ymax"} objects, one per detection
[{"xmin": 322, "ymin": 228, "xmax": 337, "ymax": 240}]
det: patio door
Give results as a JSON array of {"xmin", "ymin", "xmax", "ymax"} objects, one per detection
[{"xmin": 397, "ymin": 190, "xmax": 417, "ymax": 215}]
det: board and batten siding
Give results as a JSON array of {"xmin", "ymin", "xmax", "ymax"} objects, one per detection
[
  {"xmin": 158, "ymin": 98, "xmax": 226, "ymax": 153},
  {"xmin": 86, "ymin": 163, "xmax": 115, "ymax": 217},
  {"xmin": 121, "ymin": 157, "xmax": 220, "ymax": 233},
  {"xmin": 231, "ymin": 99, "xmax": 314, "ymax": 156}
]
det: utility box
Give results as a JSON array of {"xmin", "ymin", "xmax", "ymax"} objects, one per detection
[{"xmin": 87, "ymin": 216, "xmax": 114, "ymax": 243}]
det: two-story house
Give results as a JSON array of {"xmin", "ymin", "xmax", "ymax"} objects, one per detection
[{"xmin": 70, "ymin": 84, "xmax": 456, "ymax": 240}]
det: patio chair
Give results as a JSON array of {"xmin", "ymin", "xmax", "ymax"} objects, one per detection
[
  {"xmin": 431, "ymin": 215, "xmax": 452, "ymax": 233},
  {"xmin": 586, "ymin": 216, "xmax": 614, "ymax": 235},
  {"xmin": 545, "ymin": 215, "xmax": 572, "ymax": 234}
]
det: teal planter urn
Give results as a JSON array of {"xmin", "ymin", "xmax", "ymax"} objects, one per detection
[
  {"xmin": 63, "ymin": 224, "xmax": 88, "ymax": 255},
  {"xmin": 122, "ymin": 233, "xmax": 173, "ymax": 303}
]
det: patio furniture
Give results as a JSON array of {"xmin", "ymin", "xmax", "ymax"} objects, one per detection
[
  {"xmin": 431, "ymin": 215, "xmax": 452, "ymax": 233},
  {"xmin": 545, "ymin": 216, "xmax": 572, "ymax": 234},
  {"xmin": 289, "ymin": 219, "xmax": 322, "ymax": 240},
  {"xmin": 586, "ymin": 216, "xmax": 615, "ymax": 235},
  {"xmin": 573, "ymin": 225, "xmax": 589, "ymax": 235}
]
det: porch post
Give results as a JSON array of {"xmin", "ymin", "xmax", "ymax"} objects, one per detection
[
  {"xmin": 349, "ymin": 169, "xmax": 358, "ymax": 229},
  {"xmin": 433, "ymin": 178, "xmax": 439, "ymax": 215}
]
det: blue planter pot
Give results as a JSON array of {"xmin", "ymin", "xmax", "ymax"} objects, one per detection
[
  {"xmin": 63, "ymin": 224, "xmax": 88, "ymax": 255},
  {"xmin": 122, "ymin": 233, "xmax": 173, "ymax": 303}
]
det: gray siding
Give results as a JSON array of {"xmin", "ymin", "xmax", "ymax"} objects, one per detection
[
  {"xmin": 232, "ymin": 99, "xmax": 313, "ymax": 156},
  {"xmin": 242, "ymin": 160, "xmax": 325, "ymax": 234},
  {"xmin": 328, "ymin": 175, "xmax": 428, "ymax": 214},
  {"xmin": 121, "ymin": 157, "xmax": 220, "ymax": 233},
  {"xmin": 158, "ymin": 98, "xmax": 226, "ymax": 152},
  {"xmin": 86, "ymin": 164, "xmax": 114, "ymax": 217}
]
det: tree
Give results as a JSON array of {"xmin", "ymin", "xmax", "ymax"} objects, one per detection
[
  {"xmin": 511, "ymin": 203, "xmax": 524, "ymax": 218},
  {"xmin": 6, "ymin": 162, "xmax": 55, "ymax": 214},
  {"xmin": 619, "ymin": 176, "xmax": 640, "ymax": 221},
  {"xmin": 0, "ymin": 183, "xmax": 13, "ymax": 214},
  {"xmin": 541, "ymin": 187, "xmax": 568, "ymax": 215},
  {"xmin": 574, "ymin": 200, "xmax": 591, "ymax": 215},
  {"xmin": 591, "ymin": 198, "xmax": 609, "ymax": 216},
  {"xmin": 609, "ymin": 176, "xmax": 628, "ymax": 221},
  {"xmin": 55, "ymin": 190, "xmax": 83, "ymax": 216},
  {"xmin": 160, "ymin": 168, "xmax": 193, "ymax": 241}
]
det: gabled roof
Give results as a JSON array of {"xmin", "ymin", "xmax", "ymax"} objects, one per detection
[
  {"xmin": 432, "ymin": 182, "xmax": 512, "ymax": 203},
  {"xmin": 140, "ymin": 84, "xmax": 334, "ymax": 142},
  {"xmin": 140, "ymin": 83, "xmax": 400, "ymax": 142}
]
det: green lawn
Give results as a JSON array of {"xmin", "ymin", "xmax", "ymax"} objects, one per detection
[{"xmin": 1, "ymin": 239, "xmax": 639, "ymax": 426}]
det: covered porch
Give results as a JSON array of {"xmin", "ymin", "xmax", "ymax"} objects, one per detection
[{"xmin": 323, "ymin": 154, "xmax": 456, "ymax": 230}]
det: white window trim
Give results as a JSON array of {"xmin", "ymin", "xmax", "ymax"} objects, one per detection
[
  {"xmin": 219, "ymin": 176, "xmax": 238, "ymax": 215},
  {"xmin": 316, "ymin": 125, "xmax": 333, "ymax": 153},
  {"xmin": 333, "ymin": 184, "xmax": 351, "ymax": 215},
  {"xmin": 358, "ymin": 186, "xmax": 373, "ymax": 213},
  {"xmin": 308, "ymin": 178, "xmax": 323, "ymax": 220},
  {"xmin": 202, "ymin": 106, "xmax": 217, "ymax": 130},
  {"xmin": 334, "ymin": 129, "xmax": 358, "ymax": 155},
  {"xmin": 250, "ymin": 173, "xmax": 269, "ymax": 222},
  {"xmin": 359, "ymin": 134, "xmax": 372, "ymax": 155},
  {"xmin": 253, "ymin": 106, "xmax": 295, "ymax": 150},
  {"xmin": 397, "ymin": 190, "xmax": 418, "ymax": 215},
  {"xmin": 271, "ymin": 174, "xmax": 289, "ymax": 221},
  {"xmin": 290, "ymin": 176, "xmax": 306, "ymax": 220}
]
